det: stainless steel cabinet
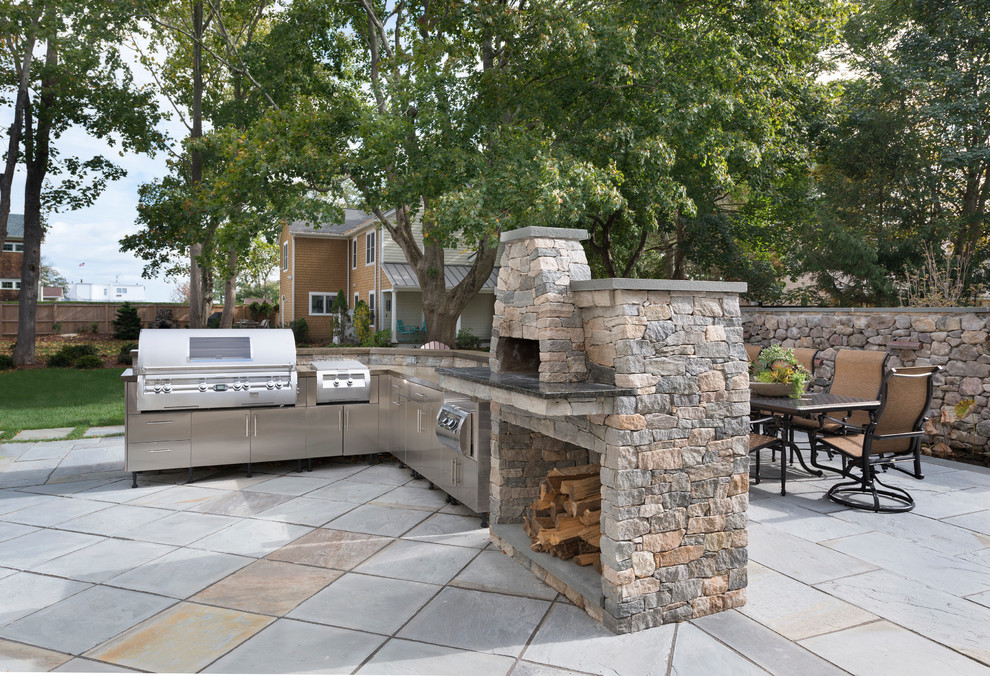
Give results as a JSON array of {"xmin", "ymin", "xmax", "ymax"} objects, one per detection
[
  {"xmin": 127, "ymin": 440, "xmax": 192, "ymax": 472},
  {"xmin": 126, "ymin": 412, "xmax": 191, "ymax": 444},
  {"xmin": 343, "ymin": 403, "xmax": 378, "ymax": 455},
  {"xmin": 306, "ymin": 406, "xmax": 343, "ymax": 458},
  {"xmin": 251, "ymin": 407, "xmax": 308, "ymax": 463},
  {"xmin": 406, "ymin": 383, "xmax": 443, "ymax": 483},
  {"xmin": 190, "ymin": 409, "xmax": 251, "ymax": 468},
  {"xmin": 388, "ymin": 376, "xmax": 407, "ymax": 461}
]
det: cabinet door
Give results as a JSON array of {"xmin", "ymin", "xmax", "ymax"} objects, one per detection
[
  {"xmin": 191, "ymin": 409, "xmax": 251, "ymax": 468},
  {"xmin": 251, "ymin": 407, "xmax": 308, "ymax": 463},
  {"xmin": 453, "ymin": 453, "xmax": 485, "ymax": 513},
  {"xmin": 126, "ymin": 440, "xmax": 191, "ymax": 472},
  {"xmin": 306, "ymin": 405, "xmax": 343, "ymax": 459},
  {"xmin": 127, "ymin": 412, "xmax": 191, "ymax": 443},
  {"xmin": 342, "ymin": 403, "xmax": 378, "ymax": 456},
  {"xmin": 389, "ymin": 378, "xmax": 407, "ymax": 461}
]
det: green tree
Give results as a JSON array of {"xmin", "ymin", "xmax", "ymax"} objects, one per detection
[
  {"xmin": 805, "ymin": 0, "xmax": 990, "ymax": 303},
  {"xmin": 112, "ymin": 302, "xmax": 142, "ymax": 340},
  {"xmin": 2, "ymin": 0, "xmax": 163, "ymax": 364},
  {"xmin": 39, "ymin": 257, "xmax": 67, "ymax": 293}
]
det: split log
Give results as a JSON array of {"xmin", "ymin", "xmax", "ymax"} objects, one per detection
[
  {"xmin": 579, "ymin": 509, "xmax": 601, "ymax": 526},
  {"xmin": 566, "ymin": 496, "xmax": 602, "ymax": 518},
  {"xmin": 559, "ymin": 475, "xmax": 602, "ymax": 501},
  {"xmin": 573, "ymin": 552, "xmax": 601, "ymax": 567}
]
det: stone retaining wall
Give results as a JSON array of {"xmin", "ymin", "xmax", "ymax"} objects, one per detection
[{"xmin": 742, "ymin": 307, "xmax": 990, "ymax": 457}]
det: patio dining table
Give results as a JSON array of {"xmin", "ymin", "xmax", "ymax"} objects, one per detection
[{"xmin": 749, "ymin": 392, "xmax": 881, "ymax": 495}]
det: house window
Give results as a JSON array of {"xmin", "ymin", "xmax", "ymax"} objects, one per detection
[
  {"xmin": 309, "ymin": 292, "xmax": 334, "ymax": 315},
  {"xmin": 351, "ymin": 237, "xmax": 358, "ymax": 269},
  {"xmin": 368, "ymin": 291, "xmax": 375, "ymax": 312},
  {"xmin": 116, "ymin": 288, "xmax": 127, "ymax": 295},
  {"xmin": 353, "ymin": 292, "xmax": 359, "ymax": 308},
  {"xmin": 282, "ymin": 241, "xmax": 288, "ymax": 271},
  {"xmin": 0, "ymin": 280, "xmax": 19, "ymax": 289},
  {"xmin": 365, "ymin": 231, "xmax": 376, "ymax": 265},
  {"xmin": 384, "ymin": 296, "xmax": 391, "ymax": 312},
  {"xmin": 2, "ymin": 242, "xmax": 24, "ymax": 252}
]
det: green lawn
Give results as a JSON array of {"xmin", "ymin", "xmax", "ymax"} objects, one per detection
[{"xmin": 0, "ymin": 368, "xmax": 126, "ymax": 440}]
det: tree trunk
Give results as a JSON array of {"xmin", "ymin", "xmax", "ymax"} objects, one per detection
[
  {"xmin": 188, "ymin": 0, "xmax": 206, "ymax": 328},
  {"xmin": 0, "ymin": 20, "xmax": 37, "ymax": 251},
  {"xmin": 12, "ymin": 41, "xmax": 55, "ymax": 366},
  {"xmin": 220, "ymin": 249, "xmax": 237, "ymax": 328}
]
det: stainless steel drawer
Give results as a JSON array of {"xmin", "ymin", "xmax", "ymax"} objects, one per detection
[
  {"xmin": 126, "ymin": 440, "xmax": 191, "ymax": 472},
  {"xmin": 127, "ymin": 412, "xmax": 191, "ymax": 443}
]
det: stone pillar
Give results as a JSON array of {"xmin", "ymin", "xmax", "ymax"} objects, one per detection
[{"xmin": 573, "ymin": 279, "xmax": 750, "ymax": 633}]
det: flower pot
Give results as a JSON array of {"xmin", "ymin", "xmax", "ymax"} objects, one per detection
[{"xmin": 750, "ymin": 382, "xmax": 795, "ymax": 397}]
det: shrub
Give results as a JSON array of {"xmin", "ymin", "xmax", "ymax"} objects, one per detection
[
  {"xmin": 47, "ymin": 352, "xmax": 74, "ymax": 368},
  {"xmin": 455, "ymin": 328, "xmax": 481, "ymax": 350},
  {"xmin": 118, "ymin": 341, "xmax": 139, "ymax": 365},
  {"xmin": 75, "ymin": 354, "xmax": 103, "ymax": 369},
  {"xmin": 370, "ymin": 329, "xmax": 392, "ymax": 347},
  {"xmin": 52, "ymin": 321, "xmax": 62, "ymax": 335},
  {"xmin": 0, "ymin": 354, "xmax": 15, "ymax": 370},
  {"xmin": 90, "ymin": 321, "xmax": 100, "ymax": 334},
  {"xmin": 354, "ymin": 300, "xmax": 372, "ymax": 345},
  {"xmin": 289, "ymin": 317, "xmax": 309, "ymax": 344},
  {"xmin": 61, "ymin": 343, "xmax": 98, "ymax": 360},
  {"xmin": 112, "ymin": 302, "xmax": 142, "ymax": 340}
]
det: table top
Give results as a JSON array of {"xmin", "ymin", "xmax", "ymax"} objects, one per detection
[{"xmin": 750, "ymin": 391, "xmax": 881, "ymax": 416}]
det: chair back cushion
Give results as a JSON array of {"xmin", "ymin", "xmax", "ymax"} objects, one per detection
[
  {"xmin": 830, "ymin": 349, "xmax": 890, "ymax": 427},
  {"xmin": 871, "ymin": 366, "xmax": 939, "ymax": 454},
  {"xmin": 744, "ymin": 344, "xmax": 763, "ymax": 363},
  {"xmin": 791, "ymin": 348, "xmax": 819, "ymax": 376}
]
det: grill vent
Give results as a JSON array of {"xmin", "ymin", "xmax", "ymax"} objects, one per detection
[{"xmin": 188, "ymin": 336, "xmax": 251, "ymax": 360}]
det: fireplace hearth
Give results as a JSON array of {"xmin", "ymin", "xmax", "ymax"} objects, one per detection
[{"xmin": 438, "ymin": 226, "xmax": 750, "ymax": 633}]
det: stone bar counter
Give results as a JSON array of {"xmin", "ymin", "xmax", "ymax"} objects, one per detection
[{"xmin": 440, "ymin": 227, "xmax": 751, "ymax": 633}]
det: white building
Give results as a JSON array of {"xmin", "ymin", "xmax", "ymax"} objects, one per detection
[{"xmin": 66, "ymin": 282, "xmax": 146, "ymax": 302}]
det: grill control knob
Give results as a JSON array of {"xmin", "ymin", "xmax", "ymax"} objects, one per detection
[
  {"xmin": 163, "ymin": 382, "xmax": 172, "ymax": 393},
  {"xmin": 153, "ymin": 382, "xmax": 162, "ymax": 393},
  {"xmin": 232, "ymin": 382, "xmax": 240, "ymax": 391},
  {"xmin": 266, "ymin": 380, "xmax": 275, "ymax": 390},
  {"xmin": 275, "ymin": 381, "xmax": 282, "ymax": 389},
  {"xmin": 347, "ymin": 379, "xmax": 353, "ymax": 386},
  {"xmin": 198, "ymin": 380, "xmax": 207, "ymax": 392},
  {"xmin": 333, "ymin": 379, "xmax": 340, "ymax": 387}
]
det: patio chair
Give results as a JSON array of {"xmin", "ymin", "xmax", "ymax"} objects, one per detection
[
  {"xmin": 396, "ymin": 320, "xmax": 424, "ymax": 341},
  {"xmin": 745, "ymin": 344, "xmax": 763, "ymax": 364},
  {"xmin": 814, "ymin": 365, "xmax": 941, "ymax": 513},
  {"xmin": 749, "ymin": 415, "xmax": 787, "ymax": 493},
  {"xmin": 792, "ymin": 348, "xmax": 890, "ymax": 437}
]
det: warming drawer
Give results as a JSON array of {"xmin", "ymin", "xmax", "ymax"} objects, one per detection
[
  {"xmin": 126, "ymin": 412, "xmax": 191, "ymax": 443},
  {"xmin": 125, "ymin": 440, "xmax": 191, "ymax": 472}
]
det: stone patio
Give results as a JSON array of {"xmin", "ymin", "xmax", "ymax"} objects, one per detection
[{"xmin": 0, "ymin": 431, "xmax": 989, "ymax": 674}]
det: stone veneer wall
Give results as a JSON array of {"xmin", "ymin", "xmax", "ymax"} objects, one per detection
[
  {"xmin": 296, "ymin": 347, "xmax": 488, "ymax": 369},
  {"xmin": 743, "ymin": 307, "xmax": 990, "ymax": 456},
  {"xmin": 490, "ymin": 229, "xmax": 592, "ymax": 383}
]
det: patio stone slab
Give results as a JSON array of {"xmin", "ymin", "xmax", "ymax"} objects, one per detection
[
  {"xmin": 749, "ymin": 522, "xmax": 877, "ymax": 585},
  {"xmin": 53, "ymin": 657, "xmax": 136, "ymax": 672},
  {"xmin": 253, "ymin": 496, "xmax": 359, "ymax": 527},
  {"xmin": 124, "ymin": 484, "xmax": 229, "ymax": 510},
  {"xmin": 0, "ymin": 638, "xmax": 71, "ymax": 672},
  {"xmin": 192, "ymin": 559, "xmax": 341, "ymax": 616},
  {"xmin": 58, "ymin": 446, "xmax": 124, "ymax": 469},
  {"xmin": 77, "ymin": 479, "xmax": 172, "ymax": 504},
  {"xmin": 691, "ymin": 610, "xmax": 846, "ymax": 676},
  {"xmin": 0, "ymin": 572, "xmax": 90, "ymax": 627},
  {"xmin": 0, "ymin": 566, "xmax": 14, "ymax": 580},
  {"xmin": 203, "ymin": 618, "xmax": 385, "ymax": 674},
  {"xmin": 107, "ymin": 548, "xmax": 253, "ymax": 599},
  {"xmin": 327, "ymin": 503, "xmax": 432, "ymax": 537},
  {"xmin": 357, "ymin": 638, "xmax": 517, "ymax": 675},
  {"xmin": 800, "ymin": 620, "xmax": 989, "ymax": 676},
  {"xmin": 355, "ymin": 538, "xmax": 479, "ymax": 586},
  {"xmin": 372, "ymin": 485, "xmax": 451, "ymax": 511},
  {"xmin": 0, "ymin": 585, "xmax": 175, "ymax": 654},
  {"xmin": 241, "ymin": 475, "xmax": 335, "ymax": 496},
  {"xmin": 831, "ymin": 506, "xmax": 990, "ymax": 554},
  {"xmin": 86, "ymin": 602, "xmax": 271, "ymax": 673},
  {"xmin": 398, "ymin": 586, "xmax": 551, "ymax": 657},
  {"xmin": 402, "ymin": 513, "xmax": 491, "ymax": 548},
  {"xmin": 13, "ymin": 428, "xmax": 75, "ymax": 441},
  {"xmin": 189, "ymin": 490, "xmax": 293, "ymax": 517},
  {"xmin": 117, "ymin": 511, "xmax": 240, "ymax": 546},
  {"xmin": 945, "ymin": 509, "xmax": 990, "ymax": 537},
  {"xmin": 18, "ymin": 478, "xmax": 116, "ymax": 496},
  {"xmin": 304, "ymin": 460, "xmax": 368, "ymax": 481},
  {"xmin": 189, "ymin": 519, "xmax": 312, "ymax": 558},
  {"xmin": 747, "ymin": 499, "xmax": 873, "ymax": 543},
  {"xmin": 0, "ymin": 521, "xmax": 38, "ymax": 543},
  {"xmin": 816, "ymin": 569, "xmax": 990, "ymax": 666},
  {"xmin": 191, "ymin": 473, "xmax": 275, "ymax": 491},
  {"xmin": 739, "ymin": 562, "xmax": 877, "ymax": 641},
  {"xmin": 510, "ymin": 661, "xmax": 591, "ymax": 676},
  {"xmin": 0, "ymin": 468, "xmax": 51, "ymax": 489},
  {"xmin": 670, "ymin": 623, "xmax": 769, "ymax": 676},
  {"xmin": 968, "ymin": 590, "xmax": 990, "ymax": 610},
  {"xmin": 266, "ymin": 528, "xmax": 391, "ymax": 570},
  {"xmin": 12, "ymin": 457, "xmax": 62, "ymax": 471},
  {"xmin": 825, "ymin": 530, "xmax": 990, "ymax": 596},
  {"xmin": 347, "ymin": 463, "xmax": 414, "ymax": 486},
  {"xmin": 83, "ymin": 426, "xmax": 125, "ymax": 438},
  {"xmin": 0, "ymin": 489, "xmax": 52, "ymax": 515},
  {"xmin": 288, "ymin": 572, "xmax": 439, "ymax": 635},
  {"xmin": 450, "ymin": 550, "xmax": 558, "ymax": 601},
  {"xmin": 33, "ymin": 539, "xmax": 175, "ymax": 583},
  {"xmin": 307, "ymin": 479, "xmax": 392, "ymax": 504},
  {"xmin": 57, "ymin": 504, "xmax": 171, "ymax": 536},
  {"xmin": 3, "ymin": 496, "xmax": 109, "ymax": 527},
  {"xmin": 522, "ymin": 602, "xmax": 675, "ymax": 674},
  {"xmin": 0, "ymin": 528, "xmax": 103, "ymax": 569},
  {"xmin": 17, "ymin": 445, "xmax": 71, "ymax": 461}
]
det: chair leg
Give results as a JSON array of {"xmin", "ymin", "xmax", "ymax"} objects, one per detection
[{"xmin": 826, "ymin": 465, "xmax": 914, "ymax": 513}]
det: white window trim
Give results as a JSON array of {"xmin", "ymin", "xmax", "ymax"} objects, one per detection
[
  {"xmin": 0, "ymin": 279, "xmax": 20, "ymax": 290},
  {"xmin": 368, "ymin": 290, "xmax": 375, "ymax": 311},
  {"xmin": 2, "ymin": 242, "xmax": 24, "ymax": 252},
  {"xmin": 308, "ymin": 292, "xmax": 335, "ymax": 316},
  {"xmin": 351, "ymin": 237, "xmax": 358, "ymax": 269},
  {"xmin": 282, "ymin": 241, "xmax": 289, "ymax": 271},
  {"xmin": 353, "ymin": 291, "xmax": 359, "ymax": 308},
  {"xmin": 365, "ymin": 231, "xmax": 376, "ymax": 265}
]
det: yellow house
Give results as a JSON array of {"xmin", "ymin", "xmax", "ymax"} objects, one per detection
[{"xmin": 278, "ymin": 209, "xmax": 497, "ymax": 343}]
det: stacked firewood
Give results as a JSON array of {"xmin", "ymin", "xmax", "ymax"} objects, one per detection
[{"xmin": 522, "ymin": 464, "xmax": 603, "ymax": 573}]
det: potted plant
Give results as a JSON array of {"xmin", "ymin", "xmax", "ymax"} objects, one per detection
[{"xmin": 750, "ymin": 346, "xmax": 811, "ymax": 398}]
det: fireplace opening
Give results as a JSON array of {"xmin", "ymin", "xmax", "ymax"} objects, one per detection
[
  {"xmin": 524, "ymin": 461, "xmax": 602, "ymax": 572},
  {"xmin": 496, "ymin": 337, "xmax": 540, "ymax": 373}
]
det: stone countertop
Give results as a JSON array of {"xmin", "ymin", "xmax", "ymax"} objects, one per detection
[
  {"xmin": 120, "ymin": 368, "xmax": 136, "ymax": 383},
  {"xmin": 435, "ymin": 367, "xmax": 636, "ymax": 400}
]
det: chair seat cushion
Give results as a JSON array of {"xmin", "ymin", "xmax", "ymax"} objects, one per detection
[
  {"xmin": 790, "ymin": 415, "xmax": 841, "ymax": 432},
  {"xmin": 749, "ymin": 434, "xmax": 781, "ymax": 451},
  {"xmin": 817, "ymin": 434, "xmax": 864, "ymax": 458}
]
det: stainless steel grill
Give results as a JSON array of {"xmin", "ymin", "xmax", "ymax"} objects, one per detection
[
  {"xmin": 135, "ymin": 328, "xmax": 297, "ymax": 412},
  {"xmin": 312, "ymin": 359, "xmax": 371, "ymax": 403}
]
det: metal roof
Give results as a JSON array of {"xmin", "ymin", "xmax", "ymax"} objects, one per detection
[
  {"xmin": 6, "ymin": 214, "xmax": 23, "ymax": 239},
  {"xmin": 287, "ymin": 208, "xmax": 382, "ymax": 237},
  {"xmin": 383, "ymin": 262, "xmax": 499, "ymax": 290}
]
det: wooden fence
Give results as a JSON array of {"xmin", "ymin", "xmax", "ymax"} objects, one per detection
[{"xmin": 0, "ymin": 302, "xmax": 254, "ymax": 338}]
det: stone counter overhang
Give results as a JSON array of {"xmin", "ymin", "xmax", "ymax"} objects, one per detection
[{"xmin": 436, "ymin": 366, "xmax": 638, "ymax": 417}]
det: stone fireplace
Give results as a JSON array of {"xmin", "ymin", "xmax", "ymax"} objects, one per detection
[{"xmin": 438, "ymin": 227, "xmax": 750, "ymax": 633}]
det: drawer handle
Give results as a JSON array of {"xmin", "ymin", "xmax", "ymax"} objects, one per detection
[
  {"xmin": 146, "ymin": 421, "xmax": 173, "ymax": 425},
  {"xmin": 146, "ymin": 448, "xmax": 174, "ymax": 454}
]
